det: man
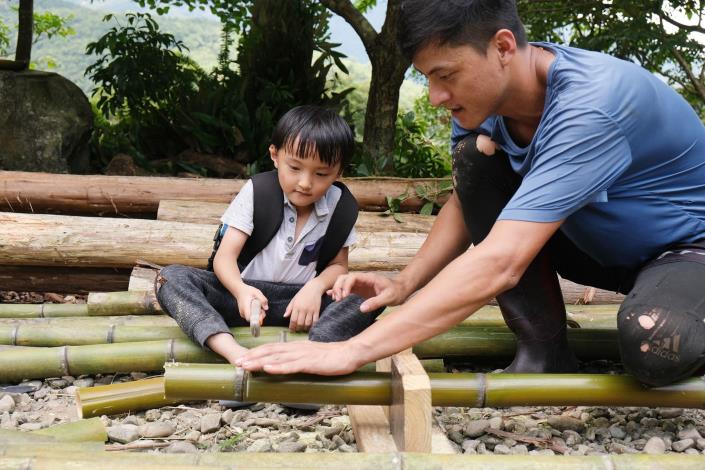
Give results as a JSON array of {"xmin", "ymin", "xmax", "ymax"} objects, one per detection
[{"xmin": 237, "ymin": 0, "xmax": 705, "ymax": 386}]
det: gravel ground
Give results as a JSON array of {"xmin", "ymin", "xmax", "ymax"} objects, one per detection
[{"xmin": 2, "ymin": 291, "xmax": 705, "ymax": 456}]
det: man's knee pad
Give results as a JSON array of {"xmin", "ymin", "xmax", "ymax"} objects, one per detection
[{"xmin": 618, "ymin": 252, "xmax": 705, "ymax": 386}]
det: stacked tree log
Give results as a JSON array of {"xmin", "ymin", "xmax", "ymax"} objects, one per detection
[{"xmin": 0, "ymin": 170, "xmax": 624, "ymax": 304}]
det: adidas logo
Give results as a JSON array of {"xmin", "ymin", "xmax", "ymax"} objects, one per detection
[{"xmin": 646, "ymin": 334, "xmax": 681, "ymax": 362}]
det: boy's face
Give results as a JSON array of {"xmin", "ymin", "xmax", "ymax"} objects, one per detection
[{"xmin": 269, "ymin": 144, "xmax": 341, "ymax": 212}]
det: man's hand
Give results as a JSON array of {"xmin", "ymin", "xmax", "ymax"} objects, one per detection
[
  {"xmin": 284, "ymin": 284, "xmax": 322, "ymax": 332},
  {"xmin": 234, "ymin": 284, "xmax": 268, "ymax": 323},
  {"xmin": 328, "ymin": 272, "xmax": 407, "ymax": 312},
  {"xmin": 235, "ymin": 340, "xmax": 360, "ymax": 375}
]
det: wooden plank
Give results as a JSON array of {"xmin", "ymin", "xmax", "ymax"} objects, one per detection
[
  {"xmin": 390, "ymin": 352, "xmax": 432, "ymax": 452},
  {"xmin": 0, "ymin": 265, "xmax": 130, "ymax": 293},
  {"xmin": 347, "ymin": 405, "xmax": 397, "ymax": 452}
]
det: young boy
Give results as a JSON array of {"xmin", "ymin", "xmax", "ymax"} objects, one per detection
[{"xmin": 156, "ymin": 106, "xmax": 378, "ymax": 365}]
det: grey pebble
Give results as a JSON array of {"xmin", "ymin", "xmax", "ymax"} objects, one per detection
[
  {"xmin": 609, "ymin": 424, "xmax": 627, "ymax": 440},
  {"xmin": 547, "ymin": 415, "xmax": 586, "ymax": 433},
  {"xmin": 658, "ymin": 408, "xmax": 683, "ymax": 419},
  {"xmin": 276, "ymin": 441, "xmax": 307, "ymax": 453},
  {"xmin": 672, "ymin": 438, "xmax": 695, "ymax": 452},
  {"xmin": 201, "ymin": 413, "xmax": 222, "ymax": 434},
  {"xmin": 462, "ymin": 439, "xmax": 480, "ymax": 453},
  {"xmin": 107, "ymin": 424, "xmax": 140, "ymax": 444},
  {"xmin": 121, "ymin": 415, "xmax": 141, "ymax": 426},
  {"xmin": 643, "ymin": 436, "xmax": 667, "ymax": 454},
  {"xmin": 166, "ymin": 441, "xmax": 198, "ymax": 454},
  {"xmin": 72, "ymin": 378, "xmax": 94, "ymax": 388},
  {"xmin": 464, "ymin": 419, "xmax": 490, "ymax": 438},
  {"xmin": 678, "ymin": 427, "xmax": 702, "ymax": 440},
  {"xmin": 696, "ymin": 438, "xmax": 705, "ymax": 450},
  {"xmin": 247, "ymin": 438, "xmax": 272, "ymax": 452},
  {"xmin": 0, "ymin": 395, "xmax": 15, "ymax": 413},
  {"xmin": 493, "ymin": 444, "xmax": 511, "ymax": 455},
  {"xmin": 139, "ymin": 422, "xmax": 175, "ymax": 438}
]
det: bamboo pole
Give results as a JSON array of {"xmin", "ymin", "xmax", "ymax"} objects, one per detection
[
  {"xmin": 31, "ymin": 417, "xmax": 107, "ymax": 442},
  {"xmin": 77, "ymin": 360, "xmax": 446, "ymax": 418},
  {"xmin": 0, "ymin": 323, "xmax": 618, "ymax": 358},
  {"xmin": 0, "ymin": 303, "xmax": 89, "ymax": 319},
  {"xmin": 0, "ymin": 212, "xmax": 426, "ymax": 271},
  {"xmin": 76, "ymin": 377, "xmax": 181, "ymax": 419},
  {"xmin": 0, "ymin": 326, "xmax": 621, "ymax": 382},
  {"xmin": 164, "ymin": 363, "xmax": 705, "ymax": 410},
  {"xmin": 0, "ymin": 315, "xmax": 177, "ymax": 327},
  {"xmin": 0, "ymin": 170, "xmax": 450, "ymax": 215},
  {"xmin": 157, "ymin": 199, "xmax": 436, "ymax": 233},
  {"xmin": 0, "ymin": 451, "xmax": 703, "ymax": 470},
  {"xmin": 86, "ymin": 291, "xmax": 162, "ymax": 315}
]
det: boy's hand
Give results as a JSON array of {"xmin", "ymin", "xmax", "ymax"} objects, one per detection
[
  {"xmin": 234, "ymin": 284, "xmax": 268, "ymax": 323},
  {"xmin": 284, "ymin": 284, "xmax": 322, "ymax": 332}
]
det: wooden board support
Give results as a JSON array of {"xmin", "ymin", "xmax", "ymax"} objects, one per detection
[
  {"xmin": 349, "ymin": 351, "xmax": 456, "ymax": 454},
  {"xmin": 390, "ymin": 351, "xmax": 432, "ymax": 452}
]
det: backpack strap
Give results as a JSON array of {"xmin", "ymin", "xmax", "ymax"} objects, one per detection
[
  {"xmin": 315, "ymin": 181, "xmax": 359, "ymax": 275},
  {"xmin": 238, "ymin": 170, "xmax": 284, "ymax": 271},
  {"xmin": 206, "ymin": 170, "xmax": 283, "ymax": 272}
]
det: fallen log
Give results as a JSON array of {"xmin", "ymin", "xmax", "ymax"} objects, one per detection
[
  {"xmin": 0, "ymin": 266, "xmax": 130, "ymax": 293},
  {"xmin": 157, "ymin": 199, "xmax": 436, "ymax": 233},
  {"xmin": 164, "ymin": 363, "xmax": 705, "ymax": 409},
  {"xmin": 0, "ymin": 170, "xmax": 451, "ymax": 216},
  {"xmin": 0, "ymin": 212, "xmax": 426, "ymax": 271}
]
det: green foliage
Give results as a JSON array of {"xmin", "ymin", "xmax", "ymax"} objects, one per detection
[
  {"xmin": 383, "ymin": 180, "xmax": 453, "ymax": 220},
  {"xmin": 0, "ymin": 5, "xmax": 75, "ymax": 68},
  {"xmin": 86, "ymin": 12, "xmax": 197, "ymax": 121},
  {"xmin": 218, "ymin": 433, "xmax": 245, "ymax": 451},
  {"xmin": 518, "ymin": 0, "xmax": 705, "ymax": 116},
  {"xmin": 354, "ymin": 0, "xmax": 378, "ymax": 13}
]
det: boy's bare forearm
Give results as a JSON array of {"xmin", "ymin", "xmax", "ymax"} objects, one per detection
[
  {"xmin": 306, "ymin": 261, "xmax": 347, "ymax": 296},
  {"xmin": 213, "ymin": 249, "xmax": 247, "ymax": 297}
]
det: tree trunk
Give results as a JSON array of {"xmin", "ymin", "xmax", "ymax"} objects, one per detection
[
  {"xmin": 15, "ymin": 0, "xmax": 33, "ymax": 68},
  {"xmin": 0, "ymin": 212, "xmax": 427, "ymax": 271},
  {"xmin": 0, "ymin": 171, "xmax": 450, "ymax": 216},
  {"xmin": 362, "ymin": 0, "xmax": 409, "ymax": 173},
  {"xmin": 321, "ymin": 0, "xmax": 410, "ymax": 174}
]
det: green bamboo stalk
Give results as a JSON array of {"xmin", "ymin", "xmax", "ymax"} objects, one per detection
[
  {"xmin": 0, "ymin": 303, "xmax": 89, "ymax": 318},
  {"xmin": 0, "ymin": 315, "xmax": 177, "ymax": 327},
  {"xmin": 77, "ymin": 377, "xmax": 181, "ymax": 418},
  {"xmin": 164, "ymin": 363, "xmax": 705, "ymax": 409},
  {"xmin": 0, "ymin": 325, "xmax": 622, "ymax": 382},
  {"xmin": 86, "ymin": 291, "xmax": 161, "ymax": 316},
  {"xmin": 77, "ymin": 359, "xmax": 445, "ymax": 418},
  {"xmin": 0, "ymin": 324, "xmax": 619, "ymax": 360},
  {"xmin": 31, "ymin": 417, "xmax": 107, "ymax": 442}
]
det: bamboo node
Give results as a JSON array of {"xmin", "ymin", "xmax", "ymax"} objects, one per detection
[
  {"xmin": 60, "ymin": 346, "xmax": 70, "ymax": 376},
  {"xmin": 10, "ymin": 325, "xmax": 18, "ymax": 346},
  {"xmin": 166, "ymin": 339, "xmax": 176, "ymax": 363},
  {"xmin": 39, "ymin": 304, "xmax": 45, "ymax": 318},
  {"xmin": 475, "ymin": 373, "xmax": 487, "ymax": 408},
  {"xmin": 234, "ymin": 367, "xmax": 246, "ymax": 402},
  {"xmin": 106, "ymin": 324, "xmax": 116, "ymax": 344}
]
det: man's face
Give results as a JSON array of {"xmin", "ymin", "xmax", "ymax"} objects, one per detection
[{"xmin": 413, "ymin": 41, "xmax": 508, "ymax": 129}]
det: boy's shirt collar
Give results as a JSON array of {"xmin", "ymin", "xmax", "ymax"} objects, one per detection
[{"xmin": 282, "ymin": 189, "xmax": 331, "ymax": 220}]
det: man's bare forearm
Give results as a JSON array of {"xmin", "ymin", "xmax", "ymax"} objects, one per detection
[{"xmin": 395, "ymin": 192, "xmax": 471, "ymax": 298}]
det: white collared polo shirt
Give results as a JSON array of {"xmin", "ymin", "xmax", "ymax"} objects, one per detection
[{"xmin": 220, "ymin": 179, "xmax": 356, "ymax": 284}]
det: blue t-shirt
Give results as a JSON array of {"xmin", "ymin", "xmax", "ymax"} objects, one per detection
[{"xmin": 451, "ymin": 42, "xmax": 705, "ymax": 269}]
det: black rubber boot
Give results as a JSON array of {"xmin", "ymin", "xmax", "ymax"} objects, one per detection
[
  {"xmin": 452, "ymin": 133, "xmax": 579, "ymax": 373},
  {"xmin": 496, "ymin": 246, "xmax": 579, "ymax": 373}
]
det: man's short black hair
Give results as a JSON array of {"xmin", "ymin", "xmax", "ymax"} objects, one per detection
[
  {"xmin": 271, "ymin": 105, "xmax": 354, "ymax": 169},
  {"xmin": 398, "ymin": 0, "xmax": 528, "ymax": 62}
]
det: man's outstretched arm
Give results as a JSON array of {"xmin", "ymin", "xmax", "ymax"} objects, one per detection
[{"xmin": 236, "ymin": 218, "xmax": 562, "ymax": 375}]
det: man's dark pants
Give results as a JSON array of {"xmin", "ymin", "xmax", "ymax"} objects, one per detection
[{"xmin": 453, "ymin": 134, "xmax": 705, "ymax": 386}]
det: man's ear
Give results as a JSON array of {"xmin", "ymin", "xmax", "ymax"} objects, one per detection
[
  {"xmin": 269, "ymin": 144, "xmax": 279, "ymax": 168},
  {"xmin": 493, "ymin": 29, "xmax": 517, "ymax": 66}
]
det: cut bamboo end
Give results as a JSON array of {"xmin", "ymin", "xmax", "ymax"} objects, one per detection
[
  {"xmin": 87, "ymin": 291, "xmax": 162, "ymax": 315},
  {"xmin": 77, "ymin": 377, "xmax": 182, "ymax": 419}
]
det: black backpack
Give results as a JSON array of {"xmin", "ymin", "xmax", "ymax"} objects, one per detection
[{"xmin": 207, "ymin": 170, "xmax": 358, "ymax": 276}]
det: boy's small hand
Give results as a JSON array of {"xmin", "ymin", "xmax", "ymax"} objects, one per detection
[
  {"xmin": 234, "ymin": 285, "xmax": 268, "ymax": 323},
  {"xmin": 284, "ymin": 286, "xmax": 322, "ymax": 332}
]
